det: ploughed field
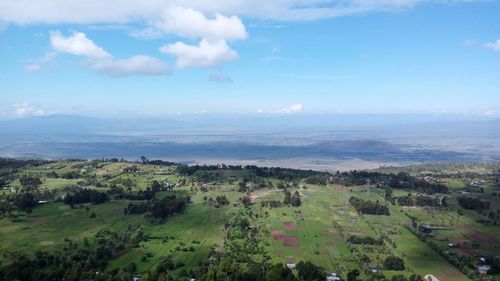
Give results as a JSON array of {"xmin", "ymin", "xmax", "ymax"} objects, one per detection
[{"xmin": 1, "ymin": 159, "xmax": 499, "ymax": 281}]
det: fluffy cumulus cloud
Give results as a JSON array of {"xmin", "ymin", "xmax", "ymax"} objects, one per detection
[
  {"xmin": 485, "ymin": 39, "xmax": 500, "ymax": 52},
  {"xmin": 48, "ymin": 31, "xmax": 169, "ymax": 76},
  {"xmin": 154, "ymin": 6, "xmax": 245, "ymax": 69},
  {"xmin": 13, "ymin": 102, "xmax": 46, "ymax": 117},
  {"xmin": 156, "ymin": 6, "xmax": 246, "ymax": 41},
  {"xmin": 160, "ymin": 39, "xmax": 238, "ymax": 69},
  {"xmin": 257, "ymin": 103, "xmax": 304, "ymax": 114},
  {"xmin": 2, "ymin": 1, "xmax": 480, "ymax": 72},
  {"xmin": 50, "ymin": 31, "xmax": 110, "ymax": 59}
]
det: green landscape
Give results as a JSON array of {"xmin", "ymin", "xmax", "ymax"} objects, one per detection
[{"xmin": 1, "ymin": 158, "xmax": 499, "ymax": 281}]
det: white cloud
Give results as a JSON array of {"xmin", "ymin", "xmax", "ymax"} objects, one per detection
[
  {"xmin": 156, "ymin": 6, "xmax": 246, "ymax": 41},
  {"xmin": 48, "ymin": 30, "xmax": 169, "ymax": 76},
  {"xmin": 50, "ymin": 31, "xmax": 111, "ymax": 59},
  {"xmin": 0, "ymin": 1, "xmax": 478, "ymax": 24},
  {"xmin": 258, "ymin": 103, "xmax": 304, "ymax": 114},
  {"xmin": 129, "ymin": 27, "xmax": 163, "ymax": 39},
  {"xmin": 13, "ymin": 102, "xmax": 46, "ymax": 117},
  {"xmin": 209, "ymin": 73, "xmax": 233, "ymax": 83},
  {"xmin": 88, "ymin": 55, "xmax": 170, "ymax": 77},
  {"xmin": 23, "ymin": 51, "xmax": 57, "ymax": 73},
  {"xmin": 160, "ymin": 39, "xmax": 238, "ymax": 68},
  {"xmin": 485, "ymin": 39, "xmax": 500, "ymax": 52}
]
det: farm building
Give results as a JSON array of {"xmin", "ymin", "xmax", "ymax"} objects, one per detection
[
  {"xmin": 326, "ymin": 272, "xmax": 341, "ymax": 281},
  {"xmin": 163, "ymin": 181, "xmax": 175, "ymax": 189},
  {"xmin": 478, "ymin": 265, "xmax": 491, "ymax": 274},
  {"xmin": 424, "ymin": 274, "xmax": 440, "ymax": 281}
]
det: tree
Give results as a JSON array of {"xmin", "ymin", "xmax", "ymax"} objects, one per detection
[
  {"xmin": 19, "ymin": 174, "xmax": 41, "ymax": 189},
  {"xmin": 283, "ymin": 190, "xmax": 291, "ymax": 205},
  {"xmin": 347, "ymin": 269, "xmax": 360, "ymax": 281},
  {"xmin": 291, "ymin": 191, "xmax": 301, "ymax": 207},
  {"xmin": 126, "ymin": 262, "xmax": 137, "ymax": 273},
  {"xmin": 384, "ymin": 256, "xmax": 405, "ymax": 270},
  {"xmin": 151, "ymin": 180, "xmax": 162, "ymax": 191},
  {"xmin": 14, "ymin": 192, "xmax": 37, "ymax": 213},
  {"xmin": 296, "ymin": 261, "xmax": 325, "ymax": 281},
  {"xmin": 0, "ymin": 201, "xmax": 15, "ymax": 216},
  {"xmin": 267, "ymin": 264, "xmax": 297, "ymax": 281}
]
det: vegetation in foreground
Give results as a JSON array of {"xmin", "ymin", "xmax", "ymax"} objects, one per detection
[{"xmin": 1, "ymin": 158, "xmax": 500, "ymax": 281}]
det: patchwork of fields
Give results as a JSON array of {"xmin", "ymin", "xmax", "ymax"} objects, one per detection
[{"xmin": 1, "ymin": 160, "xmax": 499, "ymax": 280}]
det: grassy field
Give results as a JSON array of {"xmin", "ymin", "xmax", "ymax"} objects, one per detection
[{"xmin": 2, "ymin": 161, "xmax": 500, "ymax": 280}]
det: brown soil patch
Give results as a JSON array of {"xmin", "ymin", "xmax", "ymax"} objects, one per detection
[
  {"xmin": 334, "ymin": 185, "xmax": 348, "ymax": 191},
  {"xmin": 465, "ymin": 225, "xmax": 500, "ymax": 245},
  {"xmin": 283, "ymin": 236, "xmax": 299, "ymax": 247},
  {"xmin": 272, "ymin": 230, "xmax": 284, "ymax": 240},
  {"xmin": 283, "ymin": 221, "xmax": 295, "ymax": 230},
  {"xmin": 451, "ymin": 238, "xmax": 470, "ymax": 245},
  {"xmin": 455, "ymin": 248, "xmax": 478, "ymax": 256}
]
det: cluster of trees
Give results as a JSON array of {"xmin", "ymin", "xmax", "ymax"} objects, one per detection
[
  {"xmin": 178, "ymin": 164, "xmax": 326, "ymax": 182},
  {"xmin": 125, "ymin": 202, "xmax": 150, "ymax": 215},
  {"xmin": 13, "ymin": 192, "xmax": 38, "ymax": 213},
  {"xmin": 204, "ymin": 195, "xmax": 230, "ymax": 207},
  {"xmin": 349, "ymin": 197, "xmax": 389, "ymax": 216},
  {"xmin": 347, "ymin": 235, "xmax": 384, "ymax": 245},
  {"xmin": 283, "ymin": 190, "xmax": 301, "ymax": 207},
  {"xmin": 457, "ymin": 197, "xmax": 490, "ymax": 211},
  {"xmin": 148, "ymin": 194, "xmax": 190, "ymax": 222},
  {"xmin": 260, "ymin": 200, "xmax": 283, "ymax": 208},
  {"xmin": 0, "ymin": 227, "xmax": 144, "ymax": 281},
  {"xmin": 1, "ymin": 191, "xmax": 42, "ymax": 215},
  {"xmin": 383, "ymin": 256, "xmax": 405, "ymax": 271},
  {"xmin": 390, "ymin": 275, "xmax": 423, "ymax": 281},
  {"xmin": 304, "ymin": 174, "xmax": 329, "ymax": 185},
  {"xmin": 19, "ymin": 174, "xmax": 42, "ymax": 189},
  {"xmin": 388, "ymin": 173, "xmax": 448, "ymax": 194},
  {"xmin": 331, "ymin": 171, "xmax": 448, "ymax": 194},
  {"xmin": 214, "ymin": 195, "xmax": 229, "ymax": 206},
  {"xmin": 395, "ymin": 195, "xmax": 444, "ymax": 207},
  {"xmin": 395, "ymin": 194, "xmax": 414, "ymax": 206},
  {"xmin": 0, "ymin": 159, "xmax": 48, "ymax": 189},
  {"xmin": 63, "ymin": 189, "xmax": 109, "ymax": 206},
  {"xmin": 125, "ymin": 192, "xmax": 190, "ymax": 221},
  {"xmin": 248, "ymin": 166, "xmax": 325, "ymax": 181}
]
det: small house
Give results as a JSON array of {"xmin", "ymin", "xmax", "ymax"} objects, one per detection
[
  {"xmin": 326, "ymin": 273, "xmax": 341, "ymax": 281},
  {"xmin": 478, "ymin": 265, "xmax": 491, "ymax": 274},
  {"xmin": 424, "ymin": 274, "xmax": 440, "ymax": 281},
  {"xmin": 285, "ymin": 263, "xmax": 296, "ymax": 269},
  {"xmin": 163, "ymin": 181, "xmax": 175, "ymax": 189}
]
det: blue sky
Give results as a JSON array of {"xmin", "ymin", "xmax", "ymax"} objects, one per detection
[{"xmin": 0, "ymin": 0, "xmax": 499, "ymax": 119}]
